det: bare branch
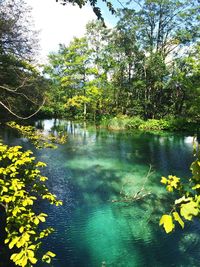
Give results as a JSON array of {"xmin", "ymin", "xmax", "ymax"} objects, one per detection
[
  {"xmin": 111, "ymin": 165, "xmax": 153, "ymax": 203},
  {"xmin": 0, "ymin": 85, "xmax": 39, "ymax": 105},
  {"xmin": 0, "ymin": 97, "xmax": 46, "ymax": 120}
]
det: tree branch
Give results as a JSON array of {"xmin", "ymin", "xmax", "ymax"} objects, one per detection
[
  {"xmin": 0, "ymin": 97, "xmax": 46, "ymax": 120},
  {"xmin": 0, "ymin": 85, "xmax": 38, "ymax": 105}
]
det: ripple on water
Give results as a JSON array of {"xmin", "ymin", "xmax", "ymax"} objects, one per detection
[{"xmin": 1, "ymin": 120, "xmax": 198, "ymax": 267}]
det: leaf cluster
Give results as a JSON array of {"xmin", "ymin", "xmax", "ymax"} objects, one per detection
[
  {"xmin": 7, "ymin": 121, "xmax": 67, "ymax": 149},
  {"xmin": 160, "ymin": 141, "xmax": 200, "ymax": 233},
  {"xmin": 0, "ymin": 143, "xmax": 62, "ymax": 266}
]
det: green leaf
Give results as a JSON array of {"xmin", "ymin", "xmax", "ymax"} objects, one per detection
[{"xmin": 159, "ymin": 214, "xmax": 174, "ymax": 233}]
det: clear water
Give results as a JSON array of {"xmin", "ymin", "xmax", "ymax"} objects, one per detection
[{"xmin": 1, "ymin": 119, "xmax": 200, "ymax": 267}]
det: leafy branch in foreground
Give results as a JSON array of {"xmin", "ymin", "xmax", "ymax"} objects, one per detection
[
  {"xmin": 0, "ymin": 143, "xmax": 62, "ymax": 266},
  {"xmin": 160, "ymin": 141, "xmax": 200, "ymax": 233}
]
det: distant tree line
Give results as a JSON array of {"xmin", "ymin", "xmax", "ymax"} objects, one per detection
[{"xmin": 44, "ymin": 0, "xmax": 200, "ymax": 122}]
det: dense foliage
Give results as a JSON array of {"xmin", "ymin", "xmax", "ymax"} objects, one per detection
[
  {"xmin": 0, "ymin": 142, "xmax": 62, "ymax": 266},
  {"xmin": 0, "ymin": 0, "xmax": 47, "ymax": 119},
  {"xmin": 43, "ymin": 0, "xmax": 200, "ymax": 124},
  {"xmin": 0, "ymin": 1, "xmax": 200, "ymax": 265}
]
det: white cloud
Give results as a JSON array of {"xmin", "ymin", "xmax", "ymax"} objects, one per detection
[{"xmin": 25, "ymin": 0, "xmax": 96, "ymax": 62}]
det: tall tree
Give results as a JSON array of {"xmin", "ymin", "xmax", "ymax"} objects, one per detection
[
  {"xmin": 126, "ymin": 0, "xmax": 200, "ymax": 57},
  {"xmin": 112, "ymin": 0, "xmax": 200, "ymax": 118},
  {"xmin": 0, "ymin": 0, "xmax": 46, "ymax": 120},
  {"xmin": 0, "ymin": 0, "xmax": 38, "ymax": 60},
  {"xmin": 44, "ymin": 37, "xmax": 100, "ymax": 119}
]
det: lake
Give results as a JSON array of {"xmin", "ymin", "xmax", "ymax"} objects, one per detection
[{"xmin": 1, "ymin": 119, "xmax": 200, "ymax": 267}]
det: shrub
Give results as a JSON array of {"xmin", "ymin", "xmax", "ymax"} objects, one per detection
[
  {"xmin": 139, "ymin": 119, "xmax": 170, "ymax": 131},
  {"xmin": 126, "ymin": 117, "xmax": 144, "ymax": 129}
]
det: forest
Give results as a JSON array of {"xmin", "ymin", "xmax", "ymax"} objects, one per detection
[
  {"xmin": 0, "ymin": 0, "xmax": 200, "ymax": 266},
  {"xmin": 1, "ymin": 0, "xmax": 200, "ymax": 130}
]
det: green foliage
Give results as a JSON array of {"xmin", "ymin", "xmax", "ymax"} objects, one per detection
[
  {"xmin": 43, "ymin": 37, "xmax": 103, "ymax": 119},
  {"xmin": 160, "ymin": 142, "xmax": 200, "ymax": 233},
  {"xmin": 105, "ymin": 115, "xmax": 145, "ymax": 130},
  {"xmin": 0, "ymin": 143, "xmax": 62, "ymax": 266},
  {"xmin": 125, "ymin": 117, "xmax": 145, "ymax": 129},
  {"xmin": 139, "ymin": 119, "xmax": 170, "ymax": 131},
  {"xmin": 7, "ymin": 121, "xmax": 67, "ymax": 148},
  {"xmin": 43, "ymin": 2, "xmax": 200, "ymax": 122},
  {"xmin": 65, "ymin": 95, "xmax": 90, "ymax": 109},
  {"xmin": 0, "ymin": 1, "xmax": 47, "ymax": 119},
  {"xmin": 100, "ymin": 116, "xmax": 199, "ymax": 132},
  {"xmin": 106, "ymin": 116, "xmax": 129, "ymax": 130}
]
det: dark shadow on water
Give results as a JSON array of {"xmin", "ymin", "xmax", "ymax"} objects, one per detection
[{"xmin": 0, "ymin": 119, "xmax": 198, "ymax": 267}]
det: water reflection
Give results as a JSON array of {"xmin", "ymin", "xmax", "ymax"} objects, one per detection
[{"xmin": 0, "ymin": 119, "xmax": 199, "ymax": 267}]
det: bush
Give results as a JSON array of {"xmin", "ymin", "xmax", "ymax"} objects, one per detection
[
  {"xmin": 139, "ymin": 119, "xmax": 170, "ymax": 131},
  {"xmin": 100, "ymin": 115, "xmax": 198, "ymax": 132},
  {"xmin": 107, "ymin": 116, "xmax": 128, "ymax": 130},
  {"xmin": 126, "ymin": 117, "xmax": 144, "ymax": 129}
]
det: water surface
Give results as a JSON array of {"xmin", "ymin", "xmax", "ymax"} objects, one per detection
[{"xmin": 1, "ymin": 119, "xmax": 200, "ymax": 267}]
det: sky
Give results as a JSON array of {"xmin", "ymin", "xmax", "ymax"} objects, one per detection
[{"xmin": 25, "ymin": 0, "xmax": 123, "ymax": 63}]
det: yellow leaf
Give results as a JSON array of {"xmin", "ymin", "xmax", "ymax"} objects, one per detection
[
  {"xmin": 192, "ymin": 184, "xmax": 200, "ymax": 190},
  {"xmin": 34, "ymin": 217, "xmax": 40, "ymax": 225},
  {"xmin": 173, "ymin": 212, "xmax": 184, "ymax": 228},
  {"xmin": 175, "ymin": 196, "xmax": 192, "ymax": 204},
  {"xmin": 159, "ymin": 214, "xmax": 174, "ymax": 233},
  {"xmin": 166, "ymin": 185, "xmax": 173, "ymax": 192},
  {"xmin": 27, "ymin": 249, "xmax": 34, "ymax": 258},
  {"xmin": 10, "ymin": 166, "xmax": 16, "ymax": 172},
  {"xmin": 46, "ymin": 251, "xmax": 56, "ymax": 257},
  {"xmin": 9, "ymin": 237, "xmax": 20, "ymax": 249},
  {"xmin": 29, "ymin": 257, "xmax": 37, "ymax": 264},
  {"xmin": 180, "ymin": 201, "xmax": 198, "ymax": 220},
  {"xmin": 21, "ymin": 256, "xmax": 28, "ymax": 267},
  {"xmin": 19, "ymin": 226, "xmax": 24, "ymax": 233},
  {"xmin": 161, "ymin": 176, "xmax": 168, "ymax": 184}
]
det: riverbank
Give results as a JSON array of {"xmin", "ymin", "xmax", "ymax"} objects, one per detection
[
  {"xmin": 98, "ymin": 115, "xmax": 199, "ymax": 133},
  {"xmin": 1, "ymin": 114, "xmax": 199, "ymax": 134}
]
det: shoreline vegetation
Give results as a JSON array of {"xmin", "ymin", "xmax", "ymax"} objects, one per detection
[
  {"xmin": 2, "ymin": 114, "xmax": 199, "ymax": 133},
  {"xmin": 32, "ymin": 114, "xmax": 199, "ymax": 133},
  {"xmin": 98, "ymin": 115, "xmax": 200, "ymax": 132}
]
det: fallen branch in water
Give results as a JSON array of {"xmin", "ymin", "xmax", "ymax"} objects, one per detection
[
  {"xmin": 110, "ymin": 165, "xmax": 153, "ymax": 203},
  {"xmin": 111, "ymin": 192, "xmax": 151, "ymax": 203}
]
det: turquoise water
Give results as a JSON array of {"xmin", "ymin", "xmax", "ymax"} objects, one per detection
[{"xmin": 1, "ymin": 119, "xmax": 200, "ymax": 267}]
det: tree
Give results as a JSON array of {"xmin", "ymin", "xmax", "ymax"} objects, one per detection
[
  {"xmin": 0, "ymin": 0, "xmax": 38, "ymax": 61},
  {"xmin": 85, "ymin": 20, "xmax": 116, "ymax": 116},
  {"xmin": 126, "ymin": 0, "xmax": 200, "ymax": 57},
  {"xmin": 0, "ymin": 59, "xmax": 47, "ymax": 119},
  {"xmin": 0, "ymin": 0, "xmax": 46, "ymax": 120},
  {"xmin": 44, "ymin": 37, "xmax": 101, "ymax": 119},
  {"xmin": 111, "ymin": 1, "xmax": 200, "ymax": 118}
]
